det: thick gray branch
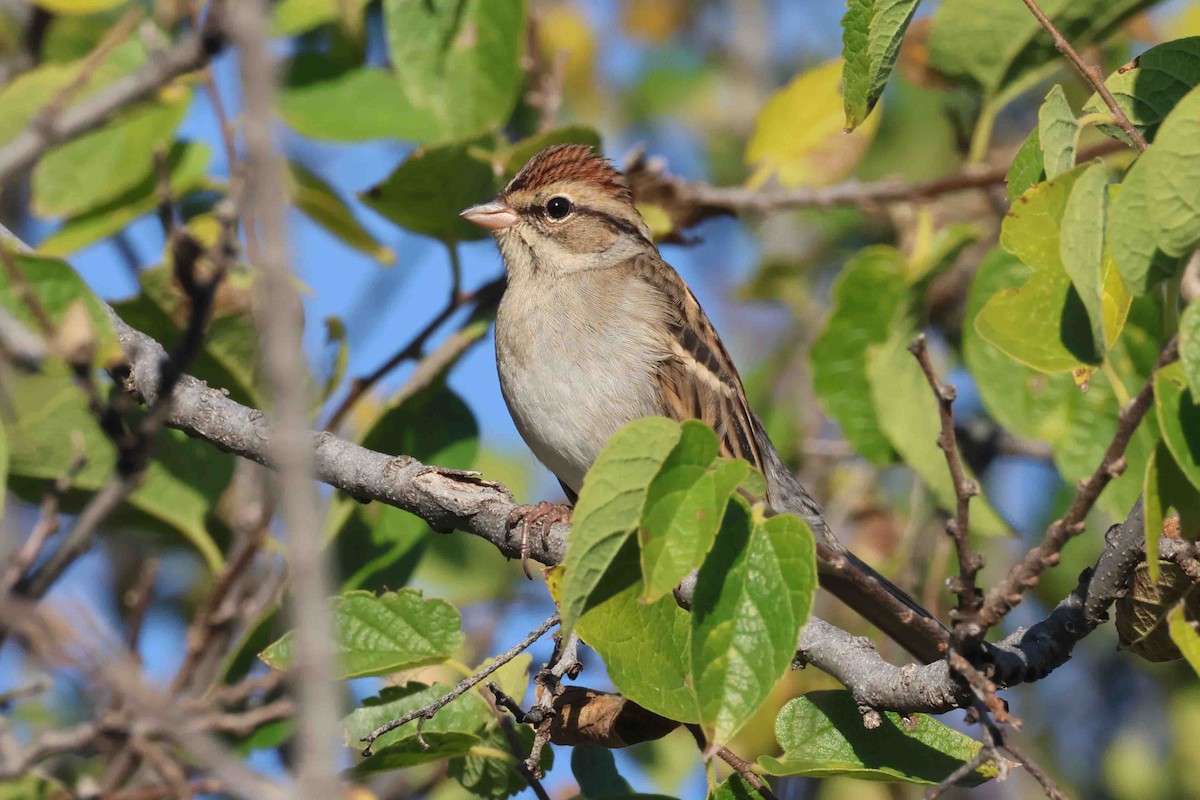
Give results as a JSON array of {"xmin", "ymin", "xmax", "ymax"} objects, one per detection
[{"xmin": 106, "ymin": 306, "xmax": 1149, "ymax": 715}]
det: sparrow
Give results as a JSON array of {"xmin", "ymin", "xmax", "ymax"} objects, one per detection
[{"xmin": 462, "ymin": 144, "xmax": 945, "ymax": 663}]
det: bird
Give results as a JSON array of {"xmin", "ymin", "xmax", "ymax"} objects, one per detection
[{"xmin": 461, "ymin": 144, "xmax": 946, "ymax": 664}]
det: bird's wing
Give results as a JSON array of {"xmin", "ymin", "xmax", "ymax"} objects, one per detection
[{"xmin": 627, "ymin": 253, "xmax": 766, "ymax": 473}]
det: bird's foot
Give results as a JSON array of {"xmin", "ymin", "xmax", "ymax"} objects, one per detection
[{"xmin": 507, "ymin": 501, "xmax": 572, "ymax": 580}]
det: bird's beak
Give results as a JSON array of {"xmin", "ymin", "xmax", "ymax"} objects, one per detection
[{"xmin": 460, "ymin": 199, "xmax": 520, "ymax": 231}]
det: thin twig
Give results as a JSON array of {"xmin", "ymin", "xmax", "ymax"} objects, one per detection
[
  {"xmin": 687, "ymin": 725, "xmax": 778, "ymax": 800},
  {"xmin": 924, "ymin": 746, "xmax": 993, "ymax": 799},
  {"xmin": 492, "ymin": 706, "xmax": 553, "ymax": 800},
  {"xmin": 908, "ymin": 335, "xmax": 984, "ymax": 633},
  {"xmin": 123, "ymin": 557, "xmax": 159, "ymax": 653},
  {"xmin": 323, "ymin": 275, "xmax": 504, "ymax": 432},
  {"xmin": 1002, "ymin": 735, "xmax": 1069, "ymax": 800},
  {"xmin": 1018, "ymin": 0, "xmax": 1148, "ymax": 151},
  {"xmin": 975, "ymin": 339, "xmax": 1178, "ymax": 631},
  {"xmin": 361, "ymin": 614, "xmax": 560, "ymax": 754},
  {"xmin": 227, "ymin": 2, "xmax": 341, "ymax": 798}
]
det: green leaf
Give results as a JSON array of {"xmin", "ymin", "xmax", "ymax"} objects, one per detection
[
  {"xmin": 1156, "ymin": 362, "xmax": 1200, "ymax": 491},
  {"xmin": 572, "ymin": 538, "xmax": 700, "ymax": 723},
  {"xmin": 639, "ymin": 420, "xmax": 747, "ymax": 602},
  {"xmin": 560, "ymin": 417, "xmax": 685, "ymax": 633},
  {"xmin": 927, "ymin": 0, "xmax": 1156, "ymax": 95},
  {"xmin": 1082, "ymin": 37, "xmax": 1200, "ymax": 144},
  {"xmin": 0, "ymin": 774, "xmax": 69, "ymax": 800},
  {"xmin": 1108, "ymin": 156, "xmax": 1187, "ymax": 295},
  {"xmin": 5, "ymin": 370, "xmax": 229, "ymax": 569},
  {"xmin": 280, "ymin": 54, "xmax": 437, "ymax": 142},
  {"xmin": 979, "ymin": 164, "xmax": 1102, "ymax": 372},
  {"xmin": 289, "ymin": 161, "xmax": 394, "ymax": 265},
  {"xmin": 840, "ymin": 0, "xmax": 922, "ymax": 130},
  {"xmin": 690, "ymin": 500, "xmax": 816, "ymax": 743},
  {"xmin": 32, "ymin": 91, "xmax": 190, "ymax": 218},
  {"xmin": 1006, "ymin": 129, "xmax": 1046, "ymax": 205},
  {"xmin": 0, "ymin": 40, "xmax": 145, "ymax": 146},
  {"xmin": 710, "ymin": 775, "xmax": 758, "ymax": 800},
  {"xmin": 572, "ymin": 746, "xmax": 635, "ymax": 799},
  {"xmin": 0, "ymin": 253, "xmax": 121, "ymax": 367},
  {"xmin": 272, "ymin": 0, "xmax": 370, "ymax": 36},
  {"xmin": 867, "ymin": 321, "xmax": 1010, "ymax": 537},
  {"xmin": 320, "ymin": 316, "xmax": 349, "ymax": 403},
  {"xmin": 383, "ymin": 0, "xmax": 526, "ymax": 142},
  {"xmin": 1143, "ymin": 84, "xmax": 1200, "ymax": 257},
  {"xmin": 760, "ymin": 691, "xmax": 995, "ymax": 786},
  {"xmin": 260, "ymin": 589, "xmax": 465, "ymax": 679},
  {"xmin": 1169, "ymin": 604, "xmax": 1200, "ymax": 677},
  {"xmin": 39, "ymin": 140, "xmax": 211, "ymax": 257},
  {"xmin": 360, "ymin": 140, "xmax": 500, "ymax": 243},
  {"xmin": 1038, "ymin": 85, "xmax": 1080, "ymax": 179},
  {"xmin": 343, "ymin": 683, "xmax": 489, "ymax": 773},
  {"xmin": 964, "ymin": 248, "xmax": 1075, "ymax": 442},
  {"xmin": 1060, "ymin": 162, "xmax": 1119, "ymax": 350},
  {"xmin": 810, "ymin": 246, "xmax": 907, "ymax": 464},
  {"xmin": 112, "ymin": 265, "xmax": 261, "ymax": 408},
  {"xmin": 487, "ymin": 125, "xmax": 603, "ymax": 179},
  {"xmin": 1181, "ymin": 301, "xmax": 1200, "ymax": 399},
  {"xmin": 1145, "ymin": 445, "xmax": 1164, "ymax": 583},
  {"xmin": 451, "ymin": 725, "xmax": 550, "ymax": 798},
  {"xmin": 746, "ymin": 59, "xmax": 881, "ymax": 189}
]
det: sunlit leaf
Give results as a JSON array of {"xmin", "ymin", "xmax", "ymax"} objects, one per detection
[
  {"xmin": 1006, "ymin": 129, "xmax": 1046, "ymax": 205},
  {"xmin": 810, "ymin": 247, "xmax": 906, "ymax": 464},
  {"xmin": 343, "ymin": 683, "xmax": 489, "ymax": 773},
  {"xmin": 746, "ymin": 59, "xmax": 881, "ymax": 189},
  {"xmin": 383, "ymin": 0, "xmax": 525, "ymax": 142},
  {"xmin": 1156, "ymin": 362, "xmax": 1200, "ymax": 491},
  {"xmin": 30, "ymin": 0, "xmax": 125, "ymax": 16},
  {"xmin": 1060, "ymin": 162, "xmax": 1126, "ymax": 351},
  {"xmin": 32, "ymin": 90, "xmax": 190, "ymax": 218},
  {"xmin": 1181, "ymin": 301, "xmax": 1200, "ymax": 399},
  {"xmin": 1108, "ymin": 157, "xmax": 1186, "ymax": 295},
  {"xmin": 1038, "ymin": 85, "xmax": 1080, "ymax": 179},
  {"xmin": 1142, "ymin": 84, "xmax": 1200, "ymax": 257},
  {"xmin": 691, "ymin": 501, "xmax": 816, "ymax": 743},
  {"xmin": 260, "ymin": 589, "xmax": 465, "ymax": 679},
  {"xmin": 1169, "ymin": 604, "xmax": 1200, "ymax": 677},
  {"xmin": 39, "ymin": 141, "xmax": 211, "ymax": 257},
  {"xmin": 760, "ymin": 691, "xmax": 995, "ymax": 786}
]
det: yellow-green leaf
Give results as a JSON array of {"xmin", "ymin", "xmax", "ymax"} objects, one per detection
[{"xmin": 746, "ymin": 59, "xmax": 881, "ymax": 189}]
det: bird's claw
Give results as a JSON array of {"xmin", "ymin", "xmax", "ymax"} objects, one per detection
[{"xmin": 507, "ymin": 501, "xmax": 572, "ymax": 579}]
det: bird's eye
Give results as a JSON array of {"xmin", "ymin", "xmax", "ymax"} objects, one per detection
[{"xmin": 546, "ymin": 196, "xmax": 573, "ymax": 220}]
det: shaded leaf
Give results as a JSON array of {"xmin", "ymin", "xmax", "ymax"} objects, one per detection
[
  {"xmin": 572, "ymin": 745, "xmax": 635, "ymax": 799},
  {"xmin": 360, "ymin": 140, "xmax": 499, "ymax": 243},
  {"xmin": 487, "ymin": 125, "xmax": 603, "ymax": 180},
  {"xmin": 1082, "ymin": 37, "xmax": 1200, "ymax": 144},
  {"xmin": 760, "ymin": 691, "xmax": 995, "ymax": 786},
  {"xmin": 840, "ymin": 0, "xmax": 922, "ymax": 130},
  {"xmin": 1117, "ymin": 559, "xmax": 1200, "ymax": 661},
  {"xmin": 746, "ymin": 59, "xmax": 881, "ymax": 189},
  {"xmin": 451, "ymin": 725, "xmax": 551, "ymax": 798},
  {"xmin": 289, "ymin": 162, "xmax": 394, "ymax": 264},
  {"xmin": 691, "ymin": 500, "xmax": 816, "ymax": 742},
  {"xmin": 260, "ymin": 589, "xmax": 465, "ymax": 679},
  {"xmin": 1006, "ymin": 129, "xmax": 1045, "ymax": 205}
]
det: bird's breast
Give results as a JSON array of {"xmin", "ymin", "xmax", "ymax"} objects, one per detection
[{"xmin": 495, "ymin": 273, "xmax": 668, "ymax": 494}]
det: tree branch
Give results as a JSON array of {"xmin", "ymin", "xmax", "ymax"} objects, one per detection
[{"xmin": 1018, "ymin": 0, "xmax": 1149, "ymax": 150}]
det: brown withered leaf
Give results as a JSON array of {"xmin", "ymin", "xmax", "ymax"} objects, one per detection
[
  {"xmin": 1116, "ymin": 552, "xmax": 1200, "ymax": 662},
  {"xmin": 548, "ymin": 686, "xmax": 678, "ymax": 748},
  {"xmin": 51, "ymin": 299, "xmax": 97, "ymax": 368}
]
